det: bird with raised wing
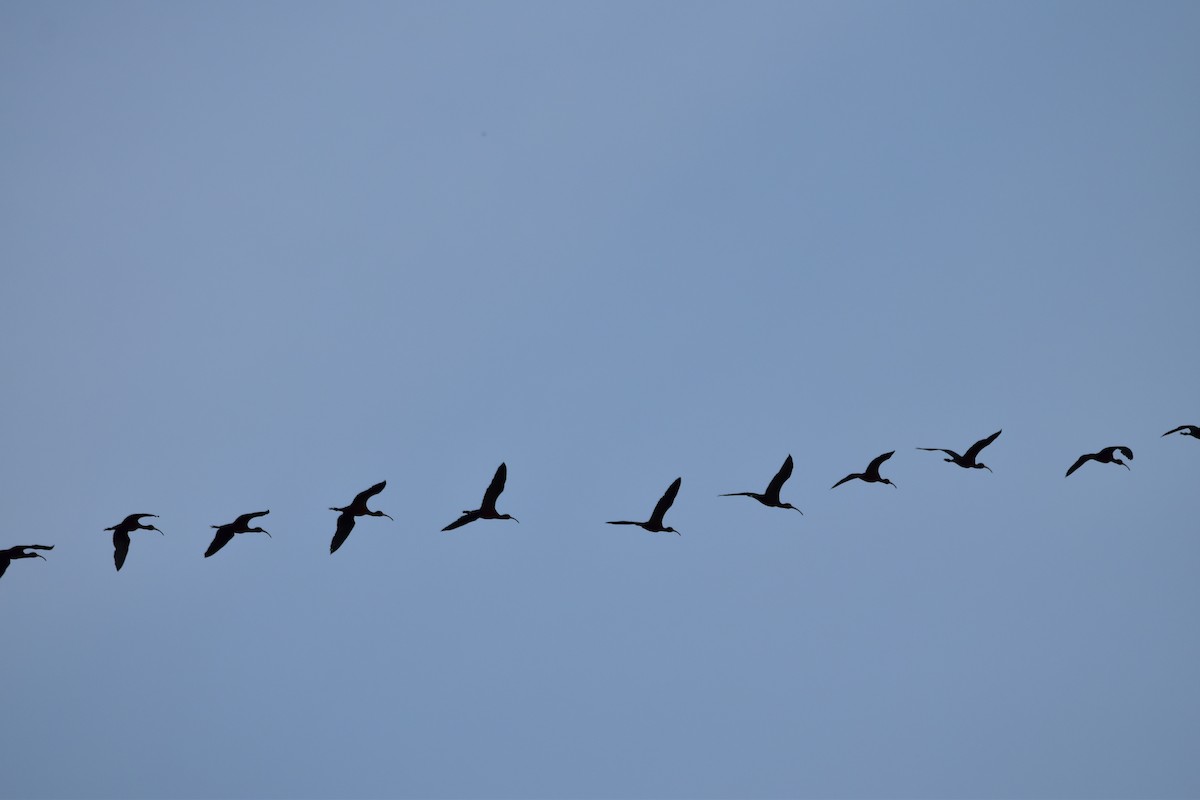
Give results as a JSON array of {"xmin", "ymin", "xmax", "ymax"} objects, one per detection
[
  {"xmin": 329, "ymin": 481, "xmax": 393, "ymax": 553},
  {"xmin": 442, "ymin": 463, "xmax": 519, "ymax": 531},
  {"xmin": 205, "ymin": 510, "xmax": 271, "ymax": 557},
  {"xmin": 0, "ymin": 545, "xmax": 53, "ymax": 582},
  {"xmin": 721, "ymin": 455, "xmax": 803, "ymax": 514},
  {"xmin": 832, "ymin": 451, "xmax": 897, "ymax": 489},
  {"xmin": 918, "ymin": 429, "xmax": 1002, "ymax": 472},
  {"xmin": 1162, "ymin": 425, "xmax": 1200, "ymax": 440},
  {"xmin": 104, "ymin": 513, "xmax": 164, "ymax": 571},
  {"xmin": 608, "ymin": 477, "xmax": 683, "ymax": 534},
  {"xmin": 1065, "ymin": 446, "xmax": 1133, "ymax": 477}
]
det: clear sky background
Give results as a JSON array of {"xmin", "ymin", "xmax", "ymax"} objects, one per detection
[{"xmin": 2, "ymin": 2, "xmax": 1198, "ymax": 798}]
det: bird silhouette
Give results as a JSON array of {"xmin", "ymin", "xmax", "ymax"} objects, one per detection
[
  {"xmin": 1065, "ymin": 446, "xmax": 1133, "ymax": 477},
  {"xmin": 1162, "ymin": 425, "xmax": 1200, "ymax": 440},
  {"xmin": 832, "ymin": 451, "xmax": 897, "ymax": 489},
  {"xmin": 0, "ymin": 545, "xmax": 53, "ymax": 582},
  {"xmin": 329, "ymin": 481, "xmax": 393, "ymax": 554},
  {"xmin": 442, "ymin": 463, "xmax": 519, "ymax": 531},
  {"xmin": 104, "ymin": 513, "xmax": 164, "ymax": 571},
  {"xmin": 608, "ymin": 477, "xmax": 683, "ymax": 534},
  {"xmin": 917, "ymin": 430, "xmax": 1002, "ymax": 472},
  {"xmin": 720, "ymin": 456, "xmax": 803, "ymax": 514},
  {"xmin": 205, "ymin": 510, "xmax": 271, "ymax": 557}
]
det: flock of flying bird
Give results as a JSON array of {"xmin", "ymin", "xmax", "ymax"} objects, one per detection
[{"xmin": 2, "ymin": 425, "xmax": 1197, "ymax": 583}]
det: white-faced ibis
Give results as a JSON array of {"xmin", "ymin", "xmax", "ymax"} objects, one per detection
[
  {"xmin": 918, "ymin": 429, "xmax": 1002, "ymax": 472},
  {"xmin": 104, "ymin": 513, "xmax": 164, "ymax": 571},
  {"xmin": 721, "ymin": 456, "xmax": 803, "ymax": 514},
  {"xmin": 329, "ymin": 481, "xmax": 393, "ymax": 554},
  {"xmin": 832, "ymin": 451, "xmax": 897, "ymax": 489},
  {"xmin": 0, "ymin": 545, "xmax": 53, "ymax": 582},
  {"xmin": 1065, "ymin": 446, "xmax": 1132, "ymax": 477},
  {"xmin": 608, "ymin": 477, "xmax": 682, "ymax": 535},
  {"xmin": 442, "ymin": 463, "xmax": 519, "ymax": 531},
  {"xmin": 1162, "ymin": 425, "xmax": 1200, "ymax": 440},
  {"xmin": 205, "ymin": 510, "xmax": 271, "ymax": 557}
]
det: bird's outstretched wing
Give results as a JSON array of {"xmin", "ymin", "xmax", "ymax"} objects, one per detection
[
  {"xmin": 917, "ymin": 447, "xmax": 957, "ymax": 458},
  {"xmin": 1162, "ymin": 425, "xmax": 1192, "ymax": 437},
  {"xmin": 831, "ymin": 474, "xmax": 857, "ymax": 489},
  {"xmin": 22, "ymin": 545, "xmax": 53, "ymax": 551},
  {"xmin": 481, "ymin": 463, "xmax": 507, "ymax": 511},
  {"xmin": 352, "ymin": 481, "xmax": 387, "ymax": 508},
  {"xmin": 233, "ymin": 510, "xmax": 270, "ymax": 527},
  {"xmin": 649, "ymin": 478, "xmax": 682, "ymax": 527},
  {"xmin": 113, "ymin": 531, "xmax": 130, "ymax": 571},
  {"xmin": 868, "ymin": 451, "xmax": 896, "ymax": 474},
  {"xmin": 442, "ymin": 511, "xmax": 480, "ymax": 532},
  {"xmin": 965, "ymin": 430, "xmax": 1002, "ymax": 462},
  {"xmin": 765, "ymin": 455, "xmax": 794, "ymax": 500},
  {"xmin": 606, "ymin": 521, "xmax": 641, "ymax": 526},
  {"xmin": 205, "ymin": 528, "xmax": 235, "ymax": 558},
  {"xmin": 330, "ymin": 511, "xmax": 356, "ymax": 554},
  {"xmin": 1065, "ymin": 453, "xmax": 1093, "ymax": 477}
]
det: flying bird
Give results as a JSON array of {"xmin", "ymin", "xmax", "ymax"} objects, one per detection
[
  {"xmin": 832, "ymin": 451, "xmax": 897, "ymax": 489},
  {"xmin": 442, "ymin": 463, "xmax": 519, "ymax": 531},
  {"xmin": 205, "ymin": 510, "xmax": 271, "ymax": 557},
  {"xmin": 0, "ymin": 545, "xmax": 53, "ymax": 582},
  {"xmin": 1162, "ymin": 425, "xmax": 1200, "ymax": 440},
  {"xmin": 104, "ymin": 513, "xmax": 164, "ymax": 571},
  {"xmin": 720, "ymin": 455, "xmax": 803, "ymax": 513},
  {"xmin": 329, "ymin": 481, "xmax": 393, "ymax": 554},
  {"xmin": 608, "ymin": 477, "xmax": 683, "ymax": 534},
  {"xmin": 1065, "ymin": 446, "xmax": 1133, "ymax": 477},
  {"xmin": 917, "ymin": 429, "xmax": 1002, "ymax": 472}
]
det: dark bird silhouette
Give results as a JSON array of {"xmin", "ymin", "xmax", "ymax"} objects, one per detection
[
  {"xmin": 832, "ymin": 451, "xmax": 897, "ymax": 489},
  {"xmin": 720, "ymin": 456, "xmax": 803, "ymax": 514},
  {"xmin": 1065, "ymin": 446, "xmax": 1133, "ymax": 477},
  {"xmin": 1162, "ymin": 425, "xmax": 1200, "ymax": 440},
  {"xmin": 917, "ymin": 429, "xmax": 1002, "ymax": 472},
  {"xmin": 608, "ymin": 477, "xmax": 683, "ymax": 534},
  {"xmin": 329, "ymin": 481, "xmax": 393, "ymax": 554},
  {"xmin": 104, "ymin": 513, "xmax": 164, "ymax": 571},
  {"xmin": 0, "ymin": 545, "xmax": 53, "ymax": 581},
  {"xmin": 205, "ymin": 510, "xmax": 271, "ymax": 557},
  {"xmin": 442, "ymin": 463, "xmax": 519, "ymax": 531}
]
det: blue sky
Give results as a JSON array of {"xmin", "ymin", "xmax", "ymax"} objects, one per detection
[{"xmin": 2, "ymin": 2, "xmax": 1198, "ymax": 797}]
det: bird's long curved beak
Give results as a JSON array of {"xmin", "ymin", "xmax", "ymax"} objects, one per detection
[
  {"xmin": 983, "ymin": 466, "xmax": 993, "ymax": 473},
  {"xmin": 890, "ymin": 481, "xmax": 898, "ymax": 488},
  {"xmin": 793, "ymin": 507, "xmax": 804, "ymax": 515},
  {"xmin": 511, "ymin": 517, "xmax": 520, "ymax": 524},
  {"xmin": 263, "ymin": 531, "xmax": 273, "ymax": 537},
  {"xmin": 34, "ymin": 553, "xmax": 46, "ymax": 560},
  {"xmin": 1122, "ymin": 463, "xmax": 1131, "ymax": 470},
  {"xmin": 382, "ymin": 513, "xmax": 395, "ymax": 521}
]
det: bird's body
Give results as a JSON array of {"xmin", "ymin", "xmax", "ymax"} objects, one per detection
[
  {"xmin": 329, "ymin": 481, "xmax": 393, "ymax": 553},
  {"xmin": 205, "ymin": 510, "xmax": 271, "ymax": 557},
  {"xmin": 608, "ymin": 477, "xmax": 683, "ymax": 534},
  {"xmin": 0, "ymin": 545, "xmax": 53, "ymax": 581},
  {"xmin": 832, "ymin": 451, "xmax": 897, "ymax": 489},
  {"xmin": 104, "ymin": 513, "xmax": 163, "ymax": 571},
  {"xmin": 721, "ymin": 455, "xmax": 803, "ymax": 514},
  {"xmin": 1162, "ymin": 425, "xmax": 1200, "ymax": 440},
  {"xmin": 918, "ymin": 429, "xmax": 1001, "ymax": 472},
  {"xmin": 1065, "ymin": 446, "xmax": 1133, "ymax": 477},
  {"xmin": 442, "ymin": 464, "xmax": 519, "ymax": 531}
]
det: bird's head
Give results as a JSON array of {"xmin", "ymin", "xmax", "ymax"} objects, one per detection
[
  {"xmin": 665, "ymin": 527, "xmax": 680, "ymax": 536},
  {"xmin": 501, "ymin": 514, "xmax": 519, "ymax": 523},
  {"xmin": 31, "ymin": 551, "xmax": 47, "ymax": 560},
  {"xmin": 148, "ymin": 525, "xmax": 165, "ymax": 536},
  {"xmin": 374, "ymin": 510, "xmax": 394, "ymax": 521},
  {"xmin": 883, "ymin": 479, "xmax": 898, "ymax": 488},
  {"xmin": 781, "ymin": 503, "xmax": 804, "ymax": 515},
  {"xmin": 976, "ymin": 463, "xmax": 993, "ymax": 473}
]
